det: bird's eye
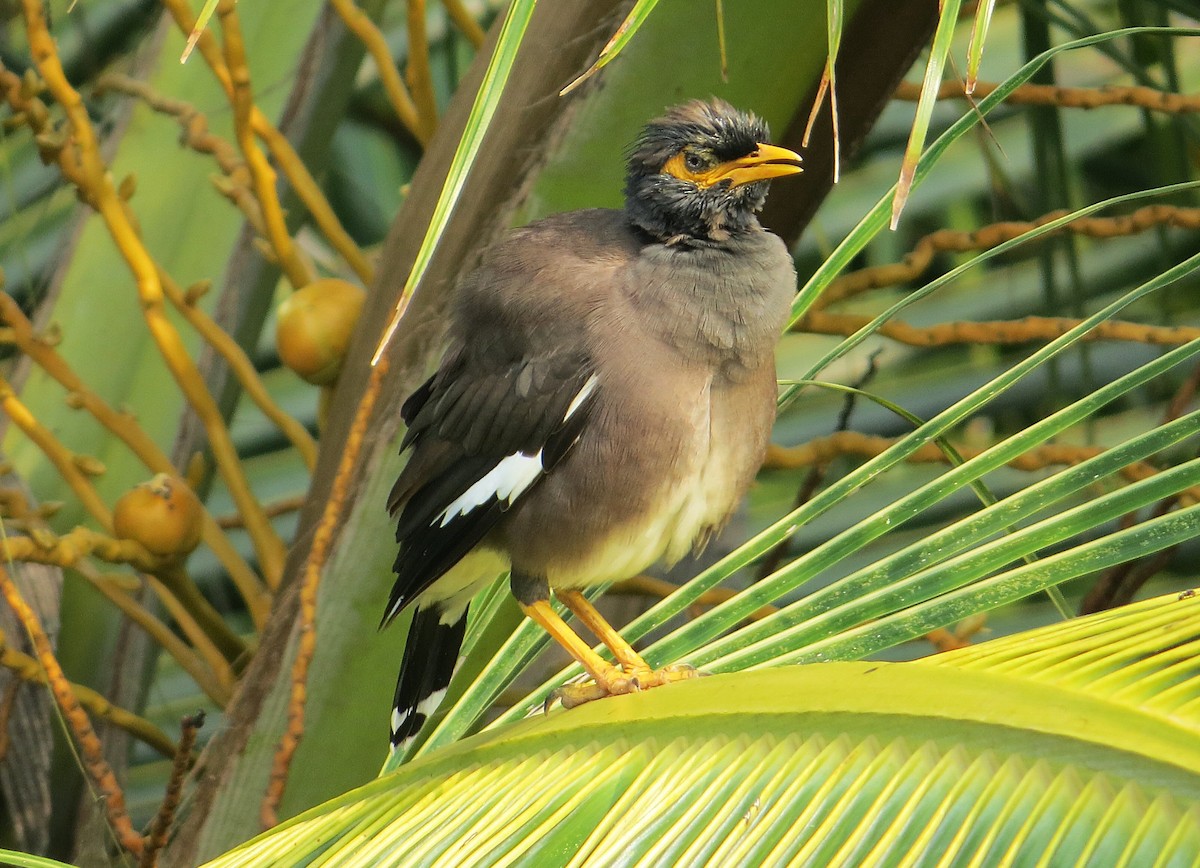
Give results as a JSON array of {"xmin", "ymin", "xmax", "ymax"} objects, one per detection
[{"xmin": 684, "ymin": 152, "xmax": 706, "ymax": 172}]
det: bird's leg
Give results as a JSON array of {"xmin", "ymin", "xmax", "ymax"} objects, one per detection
[
  {"xmin": 511, "ymin": 570, "xmax": 633, "ymax": 706},
  {"xmin": 556, "ymin": 589, "xmax": 649, "ymax": 672},
  {"xmin": 517, "ymin": 599, "xmax": 634, "ymax": 702},
  {"xmin": 557, "ymin": 588, "xmax": 701, "ymax": 694},
  {"xmin": 512, "ymin": 573, "xmax": 698, "ymax": 710}
]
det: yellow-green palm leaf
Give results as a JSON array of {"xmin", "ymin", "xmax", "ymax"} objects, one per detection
[{"xmin": 205, "ymin": 589, "xmax": 1200, "ymax": 866}]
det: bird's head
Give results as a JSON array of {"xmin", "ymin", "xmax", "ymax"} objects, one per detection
[{"xmin": 624, "ymin": 99, "xmax": 802, "ymax": 245}]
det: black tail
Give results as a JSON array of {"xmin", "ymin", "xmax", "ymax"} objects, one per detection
[{"xmin": 389, "ymin": 605, "xmax": 469, "ymax": 754}]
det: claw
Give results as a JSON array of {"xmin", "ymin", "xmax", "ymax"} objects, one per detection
[
  {"xmin": 660, "ymin": 663, "xmax": 705, "ymax": 681},
  {"xmin": 544, "ymin": 662, "xmax": 707, "ymax": 713}
]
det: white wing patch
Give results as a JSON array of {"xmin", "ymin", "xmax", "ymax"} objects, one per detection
[
  {"xmin": 436, "ymin": 450, "xmax": 544, "ymax": 527},
  {"xmin": 564, "ymin": 374, "xmax": 599, "ymax": 421},
  {"xmin": 430, "ymin": 377, "xmax": 597, "ymax": 530}
]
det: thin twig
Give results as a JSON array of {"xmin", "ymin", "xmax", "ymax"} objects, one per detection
[
  {"xmin": 216, "ymin": 0, "xmax": 312, "ymax": 289},
  {"xmin": 796, "ymin": 311, "xmax": 1200, "ymax": 348},
  {"xmin": 0, "ymin": 563, "xmax": 143, "ymax": 856},
  {"xmin": 160, "ymin": 267, "xmax": 318, "ymax": 474},
  {"xmin": 261, "ymin": 358, "xmax": 390, "ymax": 829},
  {"xmin": 215, "ymin": 493, "xmax": 306, "ymax": 528},
  {"xmin": 95, "ymin": 74, "xmax": 261, "ymax": 228},
  {"xmin": 157, "ymin": 0, "xmax": 374, "ymax": 284},
  {"xmin": 895, "ymin": 78, "xmax": 1200, "ymax": 114},
  {"xmin": 442, "ymin": 0, "xmax": 486, "ymax": 47},
  {"xmin": 0, "ymin": 290, "xmax": 269, "ymax": 626},
  {"xmin": 13, "ymin": 12, "xmax": 290, "ymax": 585},
  {"xmin": 75, "ymin": 563, "xmax": 229, "ymax": 705},
  {"xmin": 144, "ymin": 573, "xmax": 236, "ymax": 698},
  {"xmin": 140, "ymin": 710, "xmax": 205, "ymax": 868},
  {"xmin": 406, "ymin": 0, "xmax": 439, "ymax": 142},
  {"xmin": 0, "ymin": 375, "xmax": 112, "ymax": 530},
  {"xmin": 330, "ymin": 0, "xmax": 426, "ymax": 143},
  {"xmin": 156, "ymin": 564, "xmax": 249, "ymax": 668}
]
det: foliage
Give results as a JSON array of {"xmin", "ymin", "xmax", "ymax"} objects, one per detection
[
  {"xmin": 0, "ymin": 0, "xmax": 1196, "ymax": 864},
  {"xmin": 208, "ymin": 590, "xmax": 1200, "ymax": 865}
]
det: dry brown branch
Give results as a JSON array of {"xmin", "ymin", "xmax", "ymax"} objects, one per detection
[
  {"xmin": 140, "ymin": 710, "xmax": 205, "ymax": 867},
  {"xmin": 764, "ymin": 434, "xmax": 1200, "ymax": 506},
  {"xmin": 94, "ymin": 73, "xmax": 261, "ymax": 230},
  {"xmin": 216, "ymin": 0, "xmax": 312, "ymax": 290},
  {"xmin": 895, "ymin": 78, "xmax": 1200, "ymax": 114},
  {"xmin": 16, "ymin": 5, "xmax": 289, "ymax": 586},
  {"xmin": 406, "ymin": 0, "xmax": 439, "ymax": 142},
  {"xmin": 817, "ymin": 203, "xmax": 1200, "ymax": 309},
  {"xmin": 0, "ymin": 563, "xmax": 142, "ymax": 856},
  {"xmin": 0, "ymin": 622, "xmax": 176, "ymax": 758},
  {"xmin": 442, "ymin": 0, "xmax": 486, "ymax": 47},
  {"xmin": 0, "ymin": 290, "xmax": 269, "ymax": 626},
  {"xmin": 796, "ymin": 311, "xmax": 1200, "ymax": 348},
  {"xmin": 262, "ymin": 357, "xmax": 390, "ymax": 829},
  {"xmin": 331, "ymin": 0, "xmax": 426, "ymax": 143},
  {"xmin": 157, "ymin": 0, "xmax": 374, "ymax": 284}
]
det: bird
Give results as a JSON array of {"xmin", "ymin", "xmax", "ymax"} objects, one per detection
[{"xmin": 383, "ymin": 98, "xmax": 801, "ymax": 752}]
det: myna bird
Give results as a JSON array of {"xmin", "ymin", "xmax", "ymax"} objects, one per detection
[{"xmin": 384, "ymin": 99, "xmax": 801, "ymax": 751}]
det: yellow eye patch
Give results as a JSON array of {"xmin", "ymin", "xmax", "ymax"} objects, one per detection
[
  {"xmin": 662, "ymin": 152, "xmax": 722, "ymax": 187},
  {"xmin": 662, "ymin": 143, "xmax": 803, "ymax": 189}
]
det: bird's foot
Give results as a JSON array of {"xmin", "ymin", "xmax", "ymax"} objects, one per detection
[{"xmin": 547, "ymin": 663, "xmax": 705, "ymax": 710}]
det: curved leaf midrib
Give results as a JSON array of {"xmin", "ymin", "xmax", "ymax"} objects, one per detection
[
  {"xmin": 214, "ymin": 659, "xmax": 1200, "ymax": 865},
  {"xmin": 361, "ymin": 665, "xmax": 1200, "ymax": 805}
]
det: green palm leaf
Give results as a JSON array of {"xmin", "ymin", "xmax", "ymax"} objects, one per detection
[{"xmin": 204, "ymin": 588, "xmax": 1200, "ymax": 866}]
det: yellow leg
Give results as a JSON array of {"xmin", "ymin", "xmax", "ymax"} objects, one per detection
[
  {"xmin": 557, "ymin": 589, "xmax": 649, "ymax": 672},
  {"xmin": 522, "ymin": 594, "xmax": 703, "ymax": 710},
  {"xmin": 518, "ymin": 600, "xmax": 632, "ymax": 696}
]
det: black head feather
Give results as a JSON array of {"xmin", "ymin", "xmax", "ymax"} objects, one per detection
[{"xmin": 625, "ymin": 99, "xmax": 777, "ymax": 244}]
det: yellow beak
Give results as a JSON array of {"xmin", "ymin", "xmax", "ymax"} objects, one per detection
[{"xmin": 714, "ymin": 142, "xmax": 804, "ymax": 187}]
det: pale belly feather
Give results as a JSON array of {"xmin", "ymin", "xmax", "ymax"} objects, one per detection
[{"xmin": 547, "ymin": 382, "xmax": 744, "ymax": 589}]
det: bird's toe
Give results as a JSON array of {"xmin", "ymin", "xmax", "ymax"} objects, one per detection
[
  {"xmin": 549, "ymin": 681, "xmax": 620, "ymax": 710},
  {"xmin": 660, "ymin": 662, "xmax": 706, "ymax": 681}
]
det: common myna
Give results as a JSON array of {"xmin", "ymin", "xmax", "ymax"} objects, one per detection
[{"xmin": 384, "ymin": 99, "xmax": 801, "ymax": 751}]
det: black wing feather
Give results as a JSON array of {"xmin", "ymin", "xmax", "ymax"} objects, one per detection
[
  {"xmin": 400, "ymin": 374, "xmax": 436, "ymax": 426},
  {"xmin": 384, "ymin": 346, "xmax": 595, "ymax": 627},
  {"xmin": 389, "ymin": 605, "xmax": 469, "ymax": 752}
]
